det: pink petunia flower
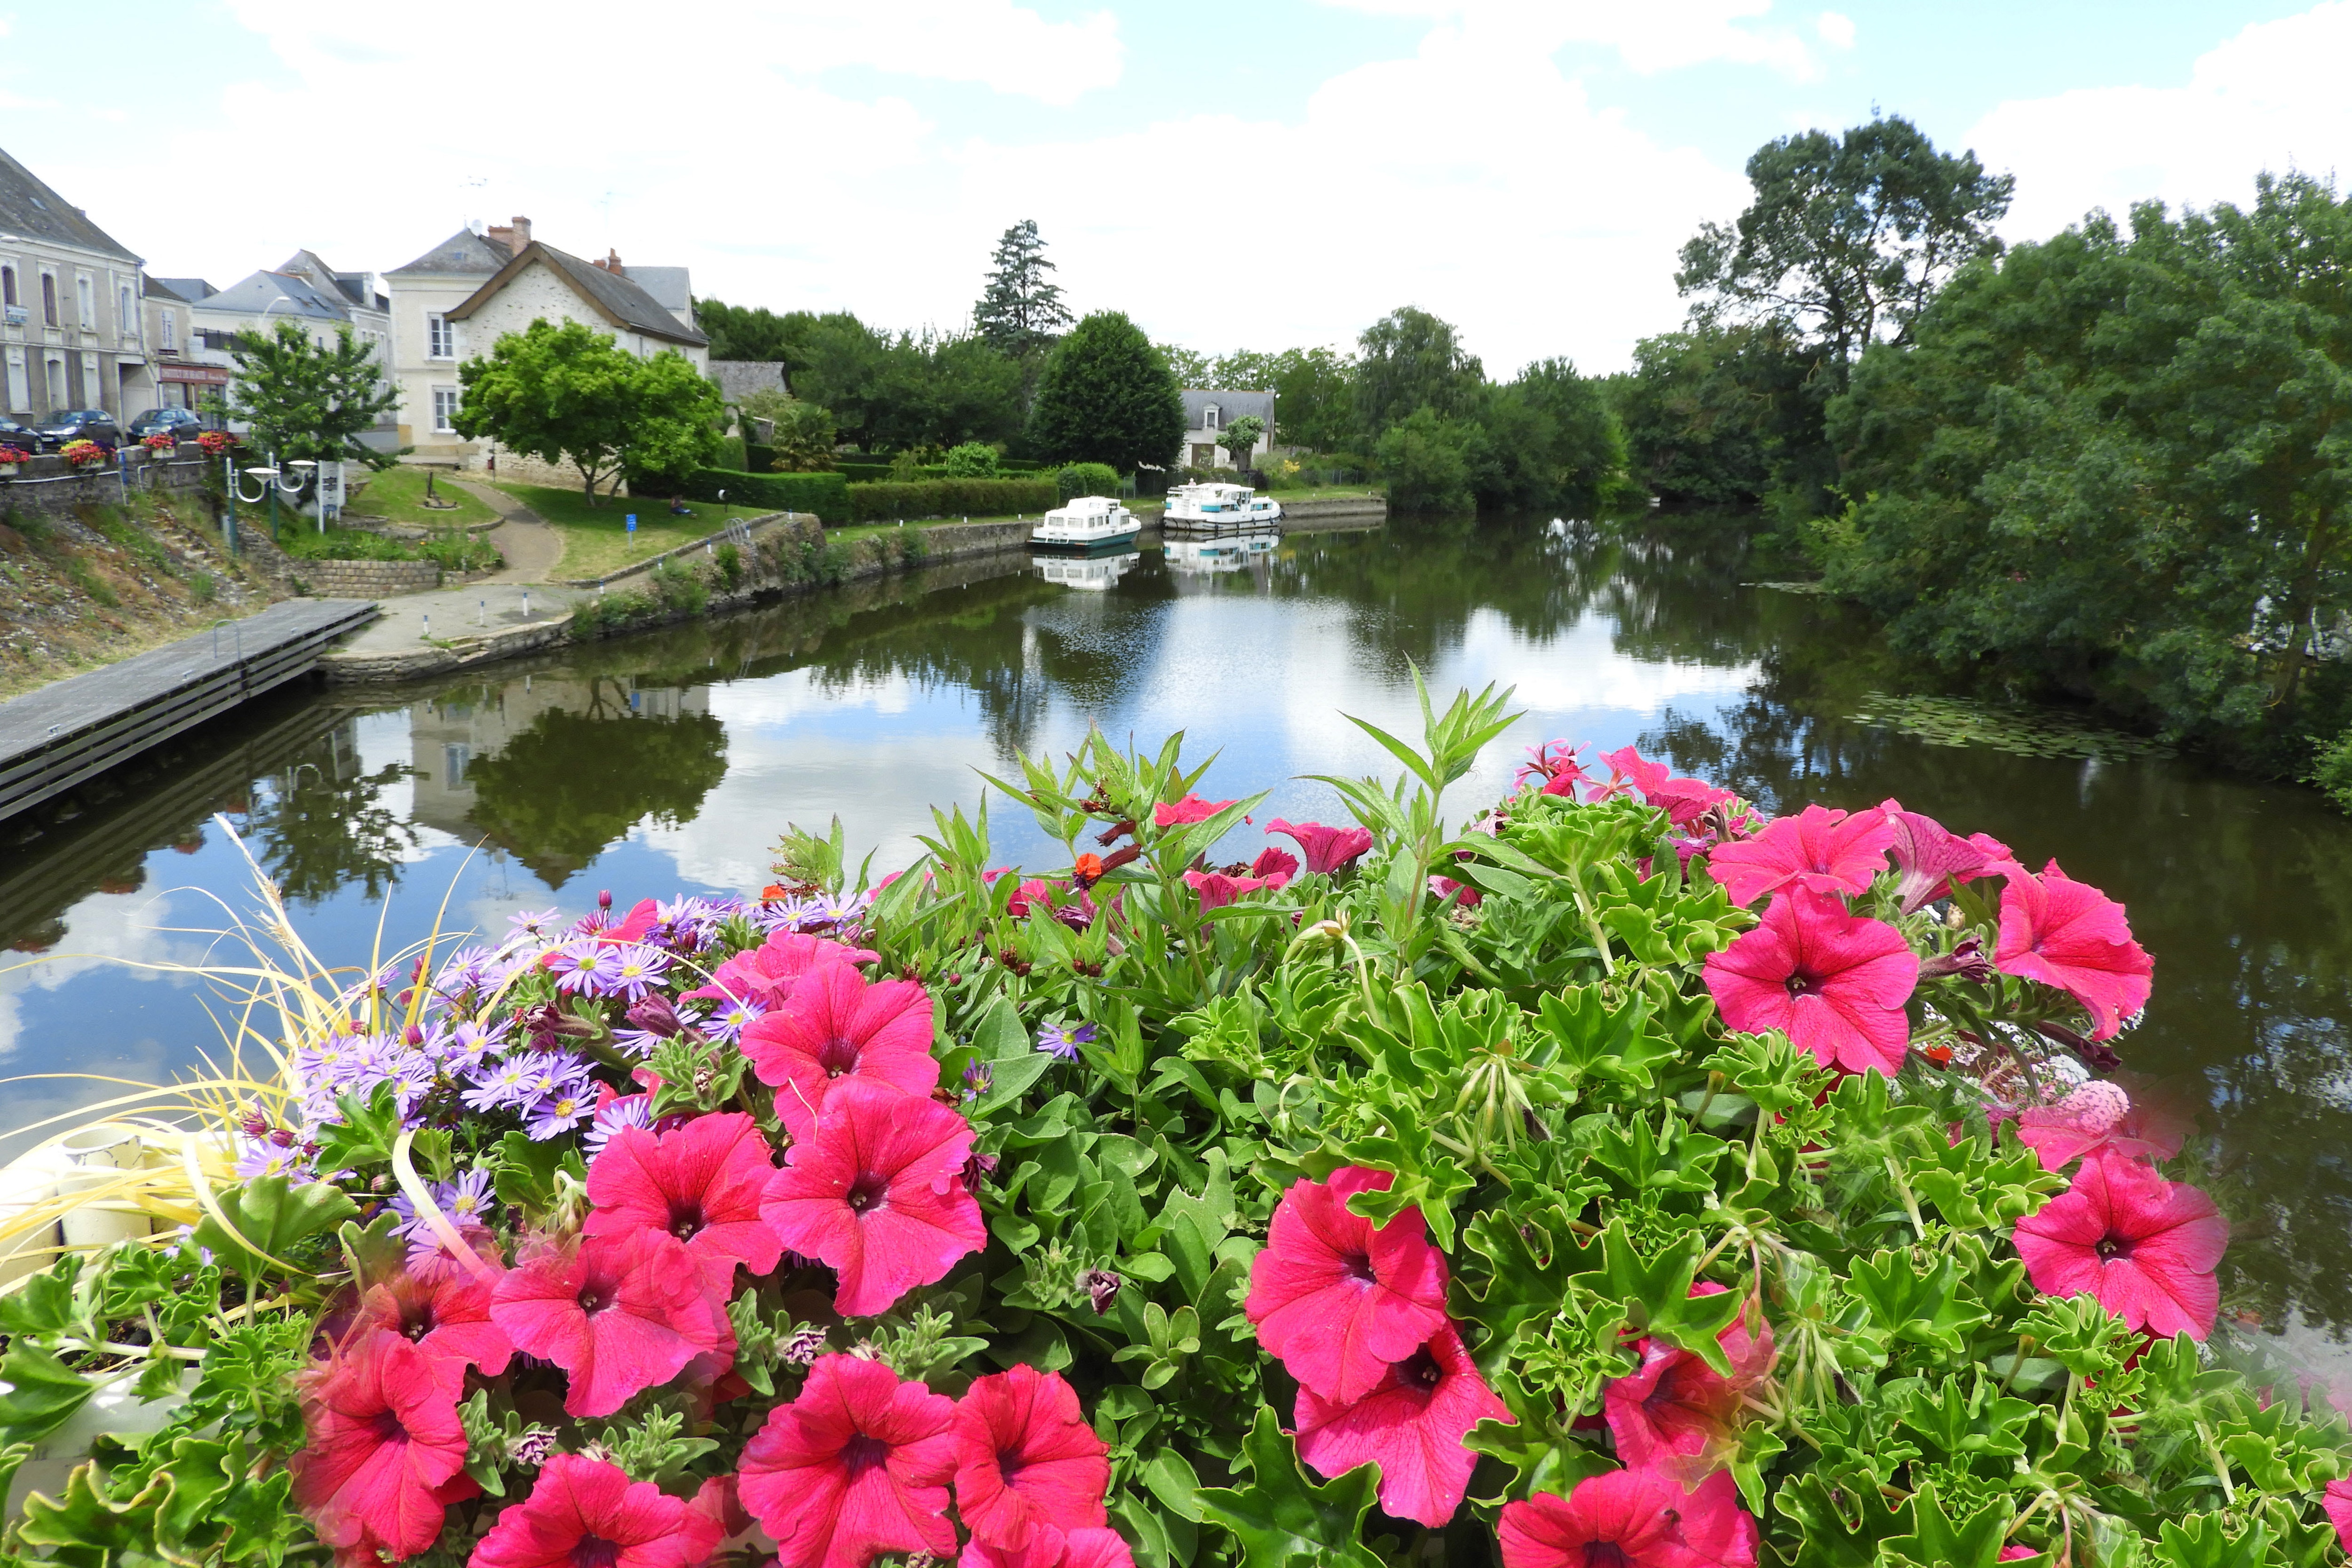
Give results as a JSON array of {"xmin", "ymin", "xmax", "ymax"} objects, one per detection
[
  {"xmin": 760, "ymin": 1076, "xmax": 986, "ymax": 1318},
  {"xmin": 1994, "ymin": 861, "xmax": 2153, "ymax": 1043},
  {"xmin": 2324, "ymin": 1480, "xmax": 2351, "ymax": 1553},
  {"xmin": 1878, "ymin": 800, "xmax": 2012, "ymax": 914},
  {"xmin": 1702, "ymin": 888, "xmax": 1920, "ymax": 1075},
  {"xmin": 738, "ymin": 1353, "xmax": 960, "ymax": 1568},
  {"xmin": 2012, "ymin": 1079, "xmax": 2190, "ymax": 1173},
  {"xmin": 1244, "ymin": 1166, "xmax": 1450, "ymax": 1404},
  {"xmin": 1267, "ymin": 819, "xmax": 1376, "ymax": 875},
  {"xmin": 952, "ymin": 1365, "xmax": 1112, "ymax": 1549},
  {"xmin": 291, "ymin": 1330, "xmax": 474, "ymax": 1568},
  {"xmin": 489, "ymin": 1228, "xmax": 731, "ymax": 1417},
  {"xmin": 683, "ymin": 930, "xmax": 878, "ymax": 1011},
  {"xmin": 1250, "ymin": 846, "xmax": 1300, "ymax": 887},
  {"xmin": 471, "ymin": 1452, "xmax": 701, "ymax": 1568},
  {"xmin": 1604, "ymin": 1283, "xmax": 1774, "ymax": 1475},
  {"xmin": 1599, "ymin": 747, "xmax": 1736, "ymax": 829},
  {"xmin": 743, "ymin": 962, "xmax": 941, "ymax": 1141},
  {"xmin": 1429, "ymin": 875, "xmax": 1482, "ymax": 908},
  {"xmin": 348, "ymin": 1267, "xmax": 514, "ymax": 1397},
  {"xmin": 1703, "ymin": 804, "xmax": 1896, "ymax": 908},
  {"xmin": 1293, "ymin": 1323, "xmax": 1510, "ymax": 1528},
  {"xmin": 585, "ymin": 1111, "xmax": 784, "ymax": 1293},
  {"xmin": 1152, "ymin": 793, "xmax": 1234, "ymax": 828},
  {"xmin": 1499, "ymin": 1468, "xmax": 1758, "ymax": 1568},
  {"xmin": 1518, "ymin": 739, "xmax": 1592, "ymax": 796},
  {"xmin": 2013, "ymin": 1152, "xmax": 2228, "ymax": 1340},
  {"xmin": 588, "ymin": 898, "xmax": 663, "ymax": 946},
  {"xmin": 961, "ymin": 1527, "xmax": 1136, "ymax": 1568},
  {"xmin": 1184, "ymin": 869, "xmax": 1275, "ymax": 910}
]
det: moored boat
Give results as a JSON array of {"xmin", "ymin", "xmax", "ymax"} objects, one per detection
[
  {"xmin": 1028, "ymin": 495, "xmax": 1142, "ymax": 556},
  {"xmin": 1162, "ymin": 480, "xmax": 1283, "ymax": 533},
  {"xmin": 1033, "ymin": 550, "xmax": 1141, "ymax": 590},
  {"xmin": 1165, "ymin": 533, "xmax": 1278, "ymax": 574}
]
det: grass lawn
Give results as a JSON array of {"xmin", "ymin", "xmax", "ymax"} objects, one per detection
[
  {"xmin": 493, "ymin": 483, "xmax": 787, "ymax": 580},
  {"xmin": 346, "ymin": 465, "xmax": 498, "ymax": 529}
]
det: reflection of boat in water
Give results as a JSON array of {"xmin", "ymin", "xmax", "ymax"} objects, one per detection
[
  {"xmin": 1164, "ymin": 533, "xmax": 1278, "ymax": 574},
  {"xmin": 1033, "ymin": 550, "xmax": 1140, "ymax": 591},
  {"xmin": 1162, "ymin": 480, "xmax": 1283, "ymax": 534},
  {"xmin": 1028, "ymin": 495, "xmax": 1142, "ymax": 555}
]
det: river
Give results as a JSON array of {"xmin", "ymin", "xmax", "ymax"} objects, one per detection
[{"xmin": 3, "ymin": 514, "xmax": 2347, "ymax": 1363}]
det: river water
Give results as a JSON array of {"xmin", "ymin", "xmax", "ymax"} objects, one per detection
[{"xmin": 4, "ymin": 514, "xmax": 2348, "ymax": 1359}]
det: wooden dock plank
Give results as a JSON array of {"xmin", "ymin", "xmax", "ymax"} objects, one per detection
[{"xmin": 0, "ymin": 599, "xmax": 377, "ymax": 822}]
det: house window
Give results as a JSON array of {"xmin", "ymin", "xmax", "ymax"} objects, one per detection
[
  {"xmin": 428, "ymin": 314, "xmax": 454, "ymax": 358},
  {"xmin": 444, "ymin": 744, "xmax": 472, "ymax": 787},
  {"xmin": 161, "ymin": 311, "xmax": 176, "ymax": 351},
  {"xmin": 41, "ymin": 273, "xmax": 57, "ymax": 326},
  {"xmin": 5, "ymin": 349, "xmax": 25, "ymax": 412},
  {"xmin": 1202, "ymin": 404, "xmax": 1219, "ymax": 431},
  {"xmin": 119, "ymin": 286, "xmax": 134, "ymax": 333},
  {"xmin": 432, "ymin": 386, "xmax": 461, "ymax": 431},
  {"xmin": 77, "ymin": 277, "xmax": 94, "ymax": 328},
  {"xmin": 1, "ymin": 266, "xmax": 14, "ymax": 307}
]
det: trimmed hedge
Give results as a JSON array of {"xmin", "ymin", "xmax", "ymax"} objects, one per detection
[
  {"xmin": 678, "ymin": 467, "xmax": 850, "ymax": 521},
  {"xmin": 844, "ymin": 477, "xmax": 1058, "ymax": 523},
  {"xmin": 836, "ymin": 458, "xmax": 1049, "ymax": 484}
]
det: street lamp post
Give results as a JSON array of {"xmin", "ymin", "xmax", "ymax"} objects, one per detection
[{"xmin": 233, "ymin": 456, "xmax": 316, "ymax": 541}]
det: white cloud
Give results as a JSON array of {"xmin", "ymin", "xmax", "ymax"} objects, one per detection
[
  {"xmin": 1318, "ymin": 0, "xmax": 1822, "ymax": 79},
  {"xmin": 1815, "ymin": 10, "xmax": 1854, "ymax": 50},
  {"xmin": 1966, "ymin": 1, "xmax": 2352, "ymax": 241}
]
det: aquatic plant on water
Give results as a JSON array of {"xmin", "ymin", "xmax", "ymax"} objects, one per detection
[{"xmin": 2, "ymin": 678, "xmax": 2348, "ymax": 1568}]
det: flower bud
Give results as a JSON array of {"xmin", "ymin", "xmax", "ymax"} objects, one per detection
[{"xmin": 1083, "ymin": 1268, "xmax": 1121, "ymax": 1314}]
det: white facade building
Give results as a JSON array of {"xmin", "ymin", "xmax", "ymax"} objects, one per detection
[
  {"xmin": 0, "ymin": 144, "xmax": 151, "ymax": 417},
  {"xmin": 1177, "ymin": 388, "xmax": 1275, "ymax": 472}
]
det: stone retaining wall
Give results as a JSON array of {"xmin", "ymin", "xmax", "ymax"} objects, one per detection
[
  {"xmin": 0, "ymin": 449, "xmax": 213, "ymax": 521},
  {"xmin": 286, "ymin": 558, "xmax": 442, "ymax": 597}
]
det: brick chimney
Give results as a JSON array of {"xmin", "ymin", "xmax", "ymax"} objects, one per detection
[
  {"xmin": 485, "ymin": 215, "xmax": 533, "ymax": 258},
  {"xmin": 591, "ymin": 248, "xmax": 622, "ymax": 272}
]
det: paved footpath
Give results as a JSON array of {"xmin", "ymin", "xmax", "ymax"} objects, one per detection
[
  {"xmin": 445, "ymin": 478, "xmax": 566, "ymax": 584},
  {"xmin": 332, "ymin": 580, "xmax": 586, "ymax": 659}
]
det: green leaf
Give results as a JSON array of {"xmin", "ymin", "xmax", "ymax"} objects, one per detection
[
  {"xmin": 2153, "ymin": 1512, "xmax": 2271, "ymax": 1568},
  {"xmin": 1567, "ymin": 1220, "xmax": 1743, "ymax": 1375},
  {"xmin": 1881, "ymin": 1480, "xmax": 2016, "ymax": 1568},
  {"xmin": 0, "ymin": 1342, "xmax": 102, "ymax": 1445},
  {"xmin": 1846, "ymin": 1247, "xmax": 1991, "ymax": 1355},
  {"xmin": 1457, "ymin": 1203, "xmax": 1597, "ymax": 1353},
  {"xmin": 338, "ymin": 1214, "xmax": 408, "ymax": 1293},
  {"xmin": 1773, "ymin": 1470, "xmax": 1911, "ymax": 1568},
  {"xmin": 1195, "ymin": 1408, "xmax": 1384, "ymax": 1568},
  {"xmin": 191, "ymin": 1175, "xmax": 358, "ymax": 1281},
  {"xmin": 310, "ymin": 1081, "xmax": 403, "ymax": 1173},
  {"xmin": 493, "ymin": 1130, "xmax": 587, "ymax": 1219}
]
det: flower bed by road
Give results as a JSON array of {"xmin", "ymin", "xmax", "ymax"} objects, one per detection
[{"xmin": 2, "ymin": 684, "xmax": 2347, "ymax": 1568}]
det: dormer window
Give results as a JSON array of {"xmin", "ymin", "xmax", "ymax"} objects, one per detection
[{"xmin": 1203, "ymin": 404, "xmax": 1219, "ymax": 431}]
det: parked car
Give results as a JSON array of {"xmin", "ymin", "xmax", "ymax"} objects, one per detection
[
  {"xmin": 0, "ymin": 413, "xmax": 40, "ymax": 452},
  {"xmin": 127, "ymin": 407, "xmax": 206, "ymax": 443},
  {"xmin": 32, "ymin": 410, "xmax": 119, "ymax": 452}
]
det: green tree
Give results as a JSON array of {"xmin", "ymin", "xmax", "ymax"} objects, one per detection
[
  {"xmin": 453, "ymin": 320, "xmax": 724, "ymax": 504},
  {"xmin": 1158, "ymin": 342, "xmax": 1211, "ymax": 386},
  {"xmin": 766, "ymin": 400, "xmax": 839, "ymax": 472},
  {"xmin": 1025, "ymin": 310, "xmax": 1186, "ymax": 475},
  {"xmin": 1822, "ymin": 171, "xmax": 2352, "ymax": 763},
  {"xmin": 221, "ymin": 322, "xmax": 401, "ymax": 466},
  {"xmin": 1219, "ymin": 346, "xmax": 1356, "ymax": 453},
  {"xmin": 972, "ymin": 219, "xmax": 1073, "ymax": 358},
  {"xmin": 1374, "ymin": 406, "xmax": 1476, "ymax": 512},
  {"xmin": 1607, "ymin": 323, "xmax": 1816, "ymax": 506},
  {"xmin": 1478, "ymin": 358, "xmax": 1631, "ymax": 516},
  {"xmin": 692, "ymin": 297, "xmax": 808, "ymax": 363},
  {"xmin": 1218, "ymin": 414, "xmax": 1265, "ymax": 470},
  {"xmin": 942, "ymin": 441, "xmax": 1000, "ymax": 477},
  {"xmin": 1355, "ymin": 307, "xmax": 1484, "ymax": 440}
]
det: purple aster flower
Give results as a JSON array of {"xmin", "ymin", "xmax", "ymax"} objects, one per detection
[
  {"xmin": 525, "ymin": 1084, "xmax": 596, "ymax": 1141},
  {"xmin": 1037, "ymin": 1020, "xmax": 1097, "ymax": 1062},
  {"xmin": 462, "ymin": 1055, "xmax": 536, "ymax": 1112},
  {"xmin": 522, "ymin": 1049, "xmax": 596, "ymax": 1099},
  {"xmin": 962, "ymin": 1060, "xmax": 993, "ymax": 1103},
  {"xmin": 509, "ymin": 907, "xmax": 561, "ymax": 940},
  {"xmin": 581, "ymin": 1093, "xmax": 654, "ymax": 1157},
  {"xmin": 605, "ymin": 943, "xmax": 671, "ymax": 1002},
  {"xmin": 234, "ymin": 1137, "xmax": 314, "ymax": 1182},
  {"xmin": 439, "ymin": 1169, "xmax": 496, "ymax": 1226},
  {"xmin": 390, "ymin": 1054, "xmax": 441, "ymax": 1120},
  {"xmin": 444, "ymin": 1018, "xmax": 510, "ymax": 1071},
  {"xmin": 546, "ymin": 940, "xmax": 622, "ymax": 996},
  {"xmin": 702, "ymin": 996, "xmax": 765, "ymax": 1045}
]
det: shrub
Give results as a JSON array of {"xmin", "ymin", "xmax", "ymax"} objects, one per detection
[
  {"xmin": 845, "ymin": 477, "xmax": 1058, "ymax": 522},
  {"xmin": 1056, "ymin": 461, "xmax": 1119, "ymax": 502},
  {"xmin": 676, "ymin": 467, "xmax": 850, "ymax": 521},
  {"xmin": 715, "ymin": 540, "xmax": 744, "ymax": 589},
  {"xmin": 714, "ymin": 434, "xmax": 747, "ymax": 471},
  {"xmin": 942, "ymin": 441, "xmax": 1000, "ymax": 477},
  {"xmin": 2312, "ymin": 726, "xmax": 2352, "ymax": 813}
]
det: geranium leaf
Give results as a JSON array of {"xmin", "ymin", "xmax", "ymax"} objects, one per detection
[
  {"xmin": 1772, "ymin": 1469, "xmax": 1911, "ymax": 1568},
  {"xmin": 2154, "ymin": 1512, "xmax": 2272, "ymax": 1568},
  {"xmin": 191, "ymin": 1175, "xmax": 358, "ymax": 1282},
  {"xmin": 1846, "ymin": 1247, "xmax": 1991, "ymax": 1354},
  {"xmin": 1881, "ymin": 1479, "xmax": 2015, "ymax": 1568},
  {"xmin": 1195, "ymin": 1407, "xmax": 1383, "ymax": 1568},
  {"xmin": 0, "ymin": 1343, "xmax": 97, "ymax": 1445}
]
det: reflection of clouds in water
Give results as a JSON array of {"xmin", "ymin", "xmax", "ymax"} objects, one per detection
[{"xmin": 0, "ymin": 891, "xmax": 208, "ymax": 1061}]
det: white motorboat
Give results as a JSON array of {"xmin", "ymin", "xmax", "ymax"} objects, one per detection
[
  {"xmin": 1162, "ymin": 480, "xmax": 1283, "ymax": 533},
  {"xmin": 1165, "ymin": 534, "xmax": 1278, "ymax": 574},
  {"xmin": 1034, "ymin": 550, "xmax": 1140, "ymax": 590},
  {"xmin": 1029, "ymin": 495, "xmax": 1142, "ymax": 555}
]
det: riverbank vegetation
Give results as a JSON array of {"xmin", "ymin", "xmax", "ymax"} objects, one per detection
[{"xmin": 5, "ymin": 689, "xmax": 2348, "ymax": 1567}]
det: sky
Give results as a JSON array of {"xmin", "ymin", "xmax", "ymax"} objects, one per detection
[{"xmin": 3, "ymin": 0, "xmax": 2347, "ymax": 375}]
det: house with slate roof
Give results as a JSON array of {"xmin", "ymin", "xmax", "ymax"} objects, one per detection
[
  {"xmin": 1177, "ymin": 388, "xmax": 1275, "ymax": 472},
  {"xmin": 0, "ymin": 143, "xmax": 151, "ymax": 419},
  {"xmin": 181, "ymin": 252, "xmax": 396, "ymax": 445},
  {"xmin": 385, "ymin": 216, "xmax": 707, "ymax": 468}
]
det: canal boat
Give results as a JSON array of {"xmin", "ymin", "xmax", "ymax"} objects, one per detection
[
  {"xmin": 1033, "ymin": 550, "xmax": 1140, "ymax": 590},
  {"xmin": 1162, "ymin": 480, "xmax": 1283, "ymax": 534},
  {"xmin": 1165, "ymin": 533, "xmax": 1279, "ymax": 574},
  {"xmin": 1028, "ymin": 495, "xmax": 1142, "ymax": 556}
]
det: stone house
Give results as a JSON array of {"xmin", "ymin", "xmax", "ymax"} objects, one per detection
[
  {"xmin": 0, "ymin": 144, "xmax": 152, "ymax": 419},
  {"xmin": 138, "ymin": 278, "xmax": 223, "ymax": 416},
  {"xmin": 1177, "ymin": 389, "xmax": 1275, "ymax": 471}
]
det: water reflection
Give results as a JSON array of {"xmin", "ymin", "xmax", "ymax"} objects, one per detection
[
  {"xmin": 1034, "ymin": 552, "xmax": 1141, "ymax": 592},
  {"xmin": 1, "ymin": 517, "xmax": 2348, "ymax": 1354}
]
